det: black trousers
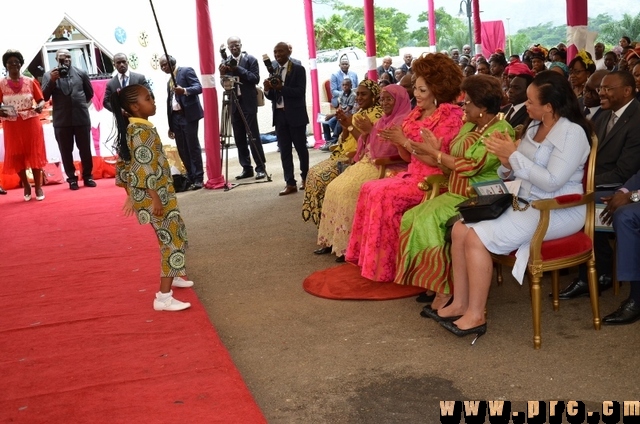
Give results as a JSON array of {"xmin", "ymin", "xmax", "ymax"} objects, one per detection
[
  {"xmin": 171, "ymin": 113, "xmax": 204, "ymax": 184},
  {"xmin": 232, "ymin": 107, "xmax": 265, "ymax": 173},
  {"xmin": 274, "ymin": 109, "xmax": 308, "ymax": 187},
  {"xmin": 54, "ymin": 125, "xmax": 93, "ymax": 182},
  {"xmin": 578, "ymin": 190, "xmax": 615, "ymax": 281}
]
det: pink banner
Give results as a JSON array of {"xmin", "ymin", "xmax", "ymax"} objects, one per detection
[
  {"xmin": 364, "ymin": 0, "xmax": 378, "ymax": 81},
  {"xmin": 566, "ymin": 0, "xmax": 588, "ymax": 60},
  {"xmin": 428, "ymin": 0, "xmax": 436, "ymax": 49},
  {"xmin": 472, "ymin": 0, "xmax": 482, "ymax": 54},
  {"xmin": 196, "ymin": 0, "xmax": 225, "ymax": 189},
  {"xmin": 304, "ymin": 0, "xmax": 324, "ymax": 148},
  {"xmin": 480, "ymin": 21, "xmax": 505, "ymax": 57}
]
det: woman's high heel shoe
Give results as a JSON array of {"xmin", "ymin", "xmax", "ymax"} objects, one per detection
[
  {"xmin": 0, "ymin": 186, "xmax": 6, "ymax": 195},
  {"xmin": 439, "ymin": 320, "xmax": 487, "ymax": 345},
  {"xmin": 313, "ymin": 246, "xmax": 332, "ymax": 255},
  {"xmin": 35, "ymin": 188, "xmax": 45, "ymax": 201},
  {"xmin": 420, "ymin": 305, "xmax": 461, "ymax": 322},
  {"xmin": 415, "ymin": 292, "xmax": 436, "ymax": 303}
]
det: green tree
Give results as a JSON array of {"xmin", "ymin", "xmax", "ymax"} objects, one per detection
[
  {"xmin": 314, "ymin": 0, "xmax": 411, "ymax": 56},
  {"xmin": 515, "ymin": 23, "xmax": 566, "ymax": 49},
  {"xmin": 409, "ymin": 7, "xmax": 468, "ymax": 50},
  {"xmin": 599, "ymin": 12, "xmax": 640, "ymax": 45}
]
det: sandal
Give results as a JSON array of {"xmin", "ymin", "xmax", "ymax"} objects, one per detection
[{"xmin": 0, "ymin": 187, "xmax": 6, "ymax": 195}]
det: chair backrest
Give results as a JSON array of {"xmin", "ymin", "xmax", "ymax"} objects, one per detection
[
  {"xmin": 323, "ymin": 80, "xmax": 332, "ymax": 103},
  {"xmin": 583, "ymin": 134, "xmax": 599, "ymax": 239}
]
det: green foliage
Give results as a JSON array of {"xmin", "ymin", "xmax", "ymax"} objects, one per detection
[
  {"xmin": 598, "ymin": 12, "xmax": 640, "ymax": 45},
  {"xmin": 314, "ymin": 0, "xmax": 411, "ymax": 56},
  {"xmin": 409, "ymin": 7, "xmax": 468, "ymax": 50}
]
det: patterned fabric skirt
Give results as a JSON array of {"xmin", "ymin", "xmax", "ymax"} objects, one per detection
[
  {"xmin": 151, "ymin": 214, "xmax": 189, "ymax": 277},
  {"xmin": 302, "ymin": 157, "xmax": 346, "ymax": 227}
]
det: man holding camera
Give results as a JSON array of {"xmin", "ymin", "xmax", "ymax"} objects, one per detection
[
  {"xmin": 41, "ymin": 48, "xmax": 95, "ymax": 190},
  {"xmin": 264, "ymin": 42, "xmax": 309, "ymax": 196},
  {"xmin": 159, "ymin": 54, "xmax": 204, "ymax": 191},
  {"xmin": 219, "ymin": 37, "xmax": 266, "ymax": 180}
]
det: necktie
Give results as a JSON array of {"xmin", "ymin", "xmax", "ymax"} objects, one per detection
[
  {"xmin": 276, "ymin": 66, "xmax": 284, "ymax": 107},
  {"xmin": 583, "ymin": 107, "xmax": 590, "ymax": 117},
  {"xmin": 505, "ymin": 106, "xmax": 514, "ymax": 122},
  {"xmin": 606, "ymin": 113, "xmax": 617, "ymax": 136},
  {"xmin": 121, "ymin": 74, "xmax": 127, "ymax": 88}
]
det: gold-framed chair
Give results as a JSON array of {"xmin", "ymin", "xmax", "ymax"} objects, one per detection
[
  {"xmin": 373, "ymin": 155, "xmax": 409, "ymax": 179},
  {"xmin": 491, "ymin": 136, "xmax": 601, "ymax": 349}
]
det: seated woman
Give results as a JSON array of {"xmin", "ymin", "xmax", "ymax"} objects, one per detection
[
  {"xmin": 568, "ymin": 50, "xmax": 596, "ymax": 99},
  {"xmin": 315, "ymin": 84, "xmax": 412, "ymax": 261},
  {"xmin": 394, "ymin": 74, "xmax": 514, "ymax": 310},
  {"xmin": 345, "ymin": 53, "xmax": 464, "ymax": 282},
  {"xmin": 436, "ymin": 71, "xmax": 592, "ymax": 340},
  {"xmin": 302, "ymin": 80, "xmax": 383, "ymax": 227}
]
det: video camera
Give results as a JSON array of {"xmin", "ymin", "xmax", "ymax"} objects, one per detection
[
  {"xmin": 58, "ymin": 61, "xmax": 70, "ymax": 78},
  {"xmin": 219, "ymin": 45, "xmax": 237, "ymax": 68},
  {"xmin": 262, "ymin": 54, "xmax": 282, "ymax": 86}
]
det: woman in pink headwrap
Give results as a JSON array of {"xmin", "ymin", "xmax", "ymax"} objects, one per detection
[{"xmin": 315, "ymin": 84, "xmax": 412, "ymax": 260}]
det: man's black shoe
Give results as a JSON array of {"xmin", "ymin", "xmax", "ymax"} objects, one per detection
[
  {"xmin": 69, "ymin": 181, "xmax": 80, "ymax": 190},
  {"xmin": 255, "ymin": 171, "xmax": 266, "ymax": 180},
  {"xmin": 603, "ymin": 298, "xmax": 640, "ymax": 325},
  {"xmin": 236, "ymin": 170, "xmax": 254, "ymax": 180},
  {"xmin": 558, "ymin": 274, "xmax": 613, "ymax": 300},
  {"xmin": 84, "ymin": 178, "xmax": 97, "ymax": 188},
  {"xmin": 188, "ymin": 182, "xmax": 203, "ymax": 190}
]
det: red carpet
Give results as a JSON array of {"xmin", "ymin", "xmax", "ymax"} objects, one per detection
[
  {"xmin": 303, "ymin": 263, "xmax": 425, "ymax": 300},
  {"xmin": 0, "ymin": 183, "xmax": 265, "ymax": 423}
]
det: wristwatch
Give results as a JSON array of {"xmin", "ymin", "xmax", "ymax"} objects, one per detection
[{"xmin": 631, "ymin": 191, "xmax": 640, "ymax": 203}]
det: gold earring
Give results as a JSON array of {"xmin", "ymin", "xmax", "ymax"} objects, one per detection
[{"xmin": 479, "ymin": 112, "xmax": 483, "ymax": 118}]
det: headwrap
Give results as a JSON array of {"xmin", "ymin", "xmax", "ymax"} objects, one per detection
[
  {"xmin": 625, "ymin": 46, "xmax": 640, "ymax": 61},
  {"xmin": 575, "ymin": 49, "xmax": 594, "ymax": 67},
  {"xmin": 530, "ymin": 46, "xmax": 547, "ymax": 61},
  {"xmin": 506, "ymin": 62, "xmax": 534, "ymax": 77},
  {"xmin": 354, "ymin": 84, "xmax": 411, "ymax": 162},
  {"xmin": 359, "ymin": 79, "xmax": 380, "ymax": 105},
  {"xmin": 548, "ymin": 62, "xmax": 569, "ymax": 77}
]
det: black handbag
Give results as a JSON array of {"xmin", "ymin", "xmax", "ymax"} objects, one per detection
[{"xmin": 456, "ymin": 194, "xmax": 529, "ymax": 223}]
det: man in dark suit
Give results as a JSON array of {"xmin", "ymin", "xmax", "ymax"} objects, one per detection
[
  {"xmin": 597, "ymin": 170, "xmax": 640, "ymax": 324},
  {"xmin": 264, "ymin": 42, "xmax": 309, "ymax": 196},
  {"xmin": 502, "ymin": 74, "xmax": 533, "ymax": 129},
  {"xmin": 399, "ymin": 53, "xmax": 413, "ymax": 74},
  {"xmin": 103, "ymin": 53, "xmax": 151, "ymax": 112},
  {"xmin": 559, "ymin": 70, "xmax": 640, "ymax": 299},
  {"xmin": 41, "ymin": 48, "xmax": 95, "ymax": 190},
  {"xmin": 159, "ymin": 55, "xmax": 204, "ymax": 190},
  {"xmin": 581, "ymin": 70, "xmax": 608, "ymax": 122},
  {"xmin": 219, "ymin": 36, "xmax": 266, "ymax": 180},
  {"xmin": 103, "ymin": 53, "xmax": 152, "ymax": 154},
  {"xmin": 376, "ymin": 56, "xmax": 396, "ymax": 84}
]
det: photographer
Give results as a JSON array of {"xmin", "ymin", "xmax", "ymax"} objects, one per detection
[
  {"xmin": 219, "ymin": 36, "xmax": 266, "ymax": 180},
  {"xmin": 264, "ymin": 42, "xmax": 309, "ymax": 196},
  {"xmin": 41, "ymin": 48, "xmax": 95, "ymax": 190}
]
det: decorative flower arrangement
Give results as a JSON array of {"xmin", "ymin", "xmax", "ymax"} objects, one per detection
[{"xmin": 576, "ymin": 49, "xmax": 594, "ymax": 66}]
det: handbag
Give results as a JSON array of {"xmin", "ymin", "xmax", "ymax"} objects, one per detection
[
  {"xmin": 256, "ymin": 86, "xmax": 265, "ymax": 107},
  {"xmin": 456, "ymin": 194, "xmax": 529, "ymax": 223}
]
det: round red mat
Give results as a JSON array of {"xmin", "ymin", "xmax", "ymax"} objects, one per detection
[{"xmin": 303, "ymin": 263, "xmax": 426, "ymax": 300}]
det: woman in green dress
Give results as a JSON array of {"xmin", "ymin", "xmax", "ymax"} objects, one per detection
[{"xmin": 394, "ymin": 74, "xmax": 515, "ymax": 311}]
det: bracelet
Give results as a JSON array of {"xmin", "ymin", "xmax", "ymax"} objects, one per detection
[
  {"xmin": 404, "ymin": 141, "xmax": 411, "ymax": 150},
  {"xmin": 437, "ymin": 152, "xmax": 442, "ymax": 164}
]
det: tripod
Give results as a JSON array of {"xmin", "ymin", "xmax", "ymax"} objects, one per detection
[{"xmin": 219, "ymin": 76, "xmax": 271, "ymax": 191}]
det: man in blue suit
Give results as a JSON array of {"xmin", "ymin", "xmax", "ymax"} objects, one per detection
[
  {"xmin": 160, "ymin": 55, "xmax": 204, "ymax": 190},
  {"xmin": 264, "ymin": 42, "xmax": 309, "ymax": 196},
  {"xmin": 219, "ymin": 36, "xmax": 266, "ymax": 181},
  {"xmin": 329, "ymin": 56, "xmax": 358, "ymax": 108},
  {"xmin": 598, "ymin": 170, "xmax": 640, "ymax": 325}
]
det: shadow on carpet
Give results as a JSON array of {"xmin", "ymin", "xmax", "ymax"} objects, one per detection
[{"xmin": 303, "ymin": 263, "xmax": 425, "ymax": 300}]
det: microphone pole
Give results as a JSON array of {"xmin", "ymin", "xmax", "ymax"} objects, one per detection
[{"xmin": 148, "ymin": 0, "xmax": 177, "ymax": 87}]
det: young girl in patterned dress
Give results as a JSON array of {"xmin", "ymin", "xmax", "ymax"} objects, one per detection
[{"xmin": 110, "ymin": 84, "xmax": 193, "ymax": 311}]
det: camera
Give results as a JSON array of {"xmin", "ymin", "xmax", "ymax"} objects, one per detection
[
  {"xmin": 58, "ymin": 63, "xmax": 69, "ymax": 78},
  {"xmin": 262, "ymin": 54, "xmax": 282, "ymax": 86},
  {"xmin": 219, "ymin": 45, "xmax": 237, "ymax": 68}
]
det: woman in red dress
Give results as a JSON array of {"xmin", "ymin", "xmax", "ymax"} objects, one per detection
[{"xmin": 0, "ymin": 50, "xmax": 47, "ymax": 201}]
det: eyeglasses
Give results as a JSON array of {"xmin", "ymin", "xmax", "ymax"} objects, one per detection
[
  {"xmin": 568, "ymin": 69, "xmax": 587, "ymax": 75},
  {"xmin": 6, "ymin": 61, "xmax": 20, "ymax": 66},
  {"xmin": 596, "ymin": 85, "xmax": 622, "ymax": 94}
]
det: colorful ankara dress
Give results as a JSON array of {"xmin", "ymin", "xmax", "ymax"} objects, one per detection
[
  {"xmin": 394, "ymin": 119, "xmax": 514, "ymax": 293},
  {"xmin": 116, "ymin": 117, "xmax": 188, "ymax": 278},
  {"xmin": 302, "ymin": 103, "xmax": 383, "ymax": 227},
  {"xmin": 316, "ymin": 85, "xmax": 412, "ymax": 258},
  {"xmin": 346, "ymin": 103, "xmax": 464, "ymax": 282},
  {"xmin": 0, "ymin": 77, "xmax": 47, "ymax": 174}
]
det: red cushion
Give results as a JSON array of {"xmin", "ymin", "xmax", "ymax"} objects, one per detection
[
  {"xmin": 505, "ymin": 232, "xmax": 592, "ymax": 260},
  {"xmin": 555, "ymin": 194, "xmax": 581, "ymax": 204}
]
